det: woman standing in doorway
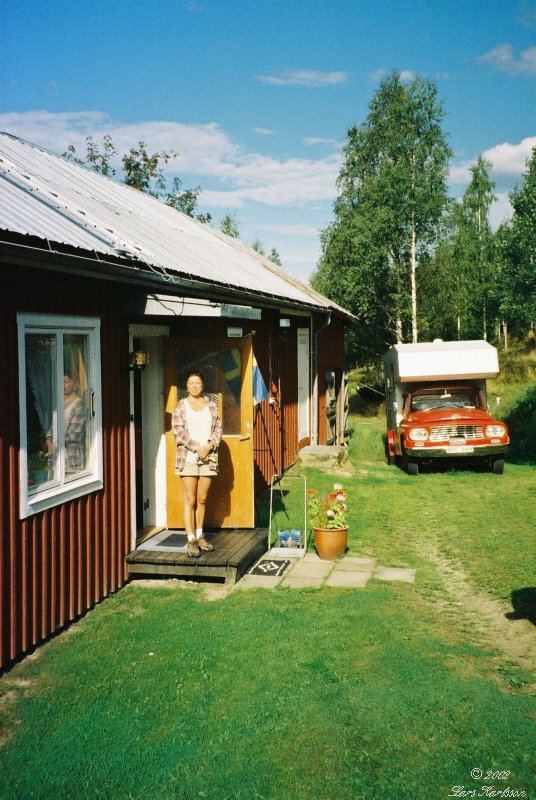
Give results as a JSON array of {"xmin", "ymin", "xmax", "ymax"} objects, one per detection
[{"xmin": 172, "ymin": 371, "xmax": 222, "ymax": 558}]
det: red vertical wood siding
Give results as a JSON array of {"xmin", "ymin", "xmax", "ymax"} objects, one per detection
[
  {"xmin": 1, "ymin": 255, "xmax": 347, "ymax": 669},
  {"xmin": 0, "ymin": 264, "xmax": 131, "ymax": 670}
]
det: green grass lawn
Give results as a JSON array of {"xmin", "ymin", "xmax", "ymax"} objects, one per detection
[{"xmin": 1, "ymin": 407, "xmax": 535, "ymax": 800}]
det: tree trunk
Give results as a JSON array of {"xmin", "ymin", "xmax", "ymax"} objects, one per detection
[{"xmin": 410, "ymin": 221, "xmax": 418, "ymax": 343}]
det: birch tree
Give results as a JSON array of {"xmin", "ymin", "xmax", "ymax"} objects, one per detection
[{"xmin": 314, "ymin": 72, "xmax": 451, "ymax": 356}]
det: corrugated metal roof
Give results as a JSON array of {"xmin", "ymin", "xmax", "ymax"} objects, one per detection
[{"xmin": 0, "ymin": 132, "xmax": 351, "ymax": 315}]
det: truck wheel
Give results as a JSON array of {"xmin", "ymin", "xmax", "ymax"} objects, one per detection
[
  {"xmin": 492, "ymin": 458, "xmax": 505, "ymax": 475},
  {"xmin": 401, "ymin": 446, "xmax": 419, "ymax": 475}
]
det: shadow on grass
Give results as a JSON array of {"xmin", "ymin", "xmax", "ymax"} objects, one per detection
[{"xmin": 506, "ymin": 587, "xmax": 536, "ymax": 626}]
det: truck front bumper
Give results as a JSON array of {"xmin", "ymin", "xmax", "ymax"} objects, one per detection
[{"xmin": 407, "ymin": 444, "xmax": 508, "ymax": 459}]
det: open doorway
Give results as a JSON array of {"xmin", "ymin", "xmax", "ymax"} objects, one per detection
[{"xmin": 129, "ymin": 327, "xmax": 168, "ymax": 548}]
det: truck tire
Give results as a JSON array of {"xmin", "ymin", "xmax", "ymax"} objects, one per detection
[
  {"xmin": 491, "ymin": 458, "xmax": 505, "ymax": 475},
  {"xmin": 401, "ymin": 444, "xmax": 419, "ymax": 475}
]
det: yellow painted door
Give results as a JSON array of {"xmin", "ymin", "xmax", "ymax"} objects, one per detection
[{"xmin": 165, "ymin": 337, "xmax": 254, "ymax": 529}]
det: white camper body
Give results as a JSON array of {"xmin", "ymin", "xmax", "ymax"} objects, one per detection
[{"xmin": 384, "ymin": 340, "xmax": 499, "ymax": 431}]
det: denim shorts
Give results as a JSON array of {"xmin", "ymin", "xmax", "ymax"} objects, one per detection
[{"xmin": 180, "ymin": 461, "xmax": 217, "ymax": 478}]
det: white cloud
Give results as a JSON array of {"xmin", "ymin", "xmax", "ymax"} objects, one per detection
[
  {"xmin": 489, "ymin": 193, "xmax": 514, "ymax": 229},
  {"xmin": 303, "ymin": 136, "xmax": 342, "ymax": 147},
  {"xmin": 450, "ymin": 136, "xmax": 536, "ymax": 185},
  {"xmin": 477, "ymin": 43, "xmax": 536, "ymax": 75},
  {"xmin": 255, "ymin": 69, "xmax": 350, "ymax": 87},
  {"xmin": 0, "ymin": 110, "xmax": 342, "ymax": 212},
  {"xmin": 368, "ymin": 68, "xmax": 387, "ymax": 83},
  {"xmin": 483, "ymin": 136, "xmax": 536, "ymax": 176},
  {"xmin": 252, "ymin": 127, "xmax": 275, "ymax": 136},
  {"xmin": 0, "ymin": 110, "xmax": 241, "ymax": 177},
  {"xmin": 368, "ymin": 68, "xmax": 417, "ymax": 84},
  {"xmin": 255, "ymin": 223, "xmax": 320, "ymax": 237},
  {"xmin": 399, "ymin": 70, "xmax": 417, "ymax": 81}
]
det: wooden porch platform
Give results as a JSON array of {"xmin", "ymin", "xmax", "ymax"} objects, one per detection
[{"xmin": 125, "ymin": 528, "xmax": 268, "ymax": 585}]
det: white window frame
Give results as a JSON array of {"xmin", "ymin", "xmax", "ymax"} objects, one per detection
[{"xmin": 17, "ymin": 313, "xmax": 103, "ymax": 519}]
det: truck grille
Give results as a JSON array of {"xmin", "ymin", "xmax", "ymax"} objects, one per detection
[{"xmin": 429, "ymin": 424, "xmax": 484, "ymax": 441}]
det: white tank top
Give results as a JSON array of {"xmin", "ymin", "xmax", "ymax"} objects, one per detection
[{"xmin": 184, "ymin": 401, "xmax": 212, "ymax": 463}]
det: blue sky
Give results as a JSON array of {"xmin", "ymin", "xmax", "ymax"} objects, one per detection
[{"xmin": 1, "ymin": 0, "xmax": 535, "ymax": 282}]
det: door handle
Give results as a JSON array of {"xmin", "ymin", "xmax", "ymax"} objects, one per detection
[{"xmin": 239, "ymin": 434, "xmax": 250, "ymax": 441}]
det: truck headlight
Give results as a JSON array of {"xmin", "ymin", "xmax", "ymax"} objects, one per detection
[
  {"xmin": 485, "ymin": 424, "xmax": 506, "ymax": 437},
  {"xmin": 409, "ymin": 428, "xmax": 429, "ymax": 441}
]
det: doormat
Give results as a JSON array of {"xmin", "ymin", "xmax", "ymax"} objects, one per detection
[
  {"xmin": 137, "ymin": 530, "xmax": 188, "ymax": 553},
  {"xmin": 248, "ymin": 559, "xmax": 291, "ymax": 577}
]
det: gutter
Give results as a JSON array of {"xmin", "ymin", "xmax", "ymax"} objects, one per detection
[
  {"xmin": 0, "ymin": 237, "xmax": 339, "ymax": 316},
  {"xmin": 311, "ymin": 310, "xmax": 332, "ymax": 445}
]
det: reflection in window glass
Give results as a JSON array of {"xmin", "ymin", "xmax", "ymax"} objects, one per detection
[
  {"xmin": 19, "ymin": 314, "xmax": 102, "ymax": 518},
  {"xmin": 199, "ymin": 349, "xmax": 218, "ymax": 399},
  {"xmin": 176, "ymin": 348, "xmax": 197, "ymax": 402},
  {"xmin": 25, "ymin": 331, "xmax": 92, "ymax": 491},
  {"xmin": 25, "ymin": 333, "xmax": 57, "ymax": 490},
  {"xmin": 221, "ymin": 348, "xmax": 241, "ymax": 435},
  {"xmin": 63, "ymin": 334, "xmax": 90, "ymax": 478},
  {"xmin": 174, "ymin": 346, "xmax": 242, "ymax": 435}
]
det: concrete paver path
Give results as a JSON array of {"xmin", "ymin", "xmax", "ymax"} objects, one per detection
[{"xmin": 234, "ymin": 552, "xmax": 416, "ymax": 591}]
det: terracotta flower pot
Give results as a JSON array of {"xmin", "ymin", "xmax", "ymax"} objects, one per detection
[{"xmin": 313, "ymin": 526, "xmax": 348, "ymax": 561}]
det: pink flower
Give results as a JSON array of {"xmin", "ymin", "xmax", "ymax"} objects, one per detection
[{"xmin": 333, "ymin": 483, "xmax": 343, "ymax": 491}]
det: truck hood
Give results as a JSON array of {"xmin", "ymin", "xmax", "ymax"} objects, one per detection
[{"xmin": 404, "ymin": 408, "xmax": 494, "ymax": 425}]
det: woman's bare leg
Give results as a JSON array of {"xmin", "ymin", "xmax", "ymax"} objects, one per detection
[
  {"xmin": 181, "ymin": 476, "xmax": 199, "ymax": 535},
  {"xmin": 194, "ymin": 476, "xmax": 212, "ymax": 532}
]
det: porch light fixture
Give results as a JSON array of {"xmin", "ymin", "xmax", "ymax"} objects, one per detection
[
  {"xmin": 279, "ymin": 317, "xmax": 291, "ymax": 341},
  {"xmin": 129, "ymin": 351, "xmax": 151, "ymax": 371}
]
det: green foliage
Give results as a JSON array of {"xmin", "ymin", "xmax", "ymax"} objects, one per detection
[
  {"xmin": 497, "ymin": 146, "xmax": 536, "ymax": 330},
  {"xmin": 314, "ymin": 71, "xmax": 451, "ymax": 359},
  {"xmin": 220, "ymin": 211, "xmax": 240, "ymax": 238},
  {"xmin": 251, "ymin": 236, "xmax": 265, "ymax": 255},
  {"xmin": 307, "ymin": 483, "xmax": 348, "ymax": 528},
  {"xmin": 268, "ymin": 247, "xmax": 282, "ymax": 266},
  {"xmin": 63, "ymin": 135, "xmax": 212, "ymax": 222},
  {"xmin": 505, "ymin": 384, "xmax": 536, "ymax": 464},
  {"xmin": 121, "ymin": 141, "xmax": 175, "ymax": 196}
]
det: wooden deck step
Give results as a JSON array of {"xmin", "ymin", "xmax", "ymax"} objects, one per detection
[{"xmin": 125, "ymin": 528, "xmax": 267, "ymax": 585}]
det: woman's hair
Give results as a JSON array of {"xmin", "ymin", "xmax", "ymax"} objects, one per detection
[{"xmin": 186, "ymin": 370, "xmax": 204, "ymax": 385}]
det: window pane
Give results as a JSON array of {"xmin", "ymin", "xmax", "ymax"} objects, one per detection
[
  {"xmin": 198, "ymin": 349, "xmax": 218, "ymax": 399},
  {"xmin": 175, "ymin": 348, "xmax": 198, "ymax": 401},
  {"xmin": 63, "ymin": 334, "xmax": 90, "ymax": 478},
  {"xmin": 221, "ymin": 348, "xmax": 241, "ymax": 435},
  {"xmin": 25, "ymin": 333, "xmax": 57, "ymax": 491}
]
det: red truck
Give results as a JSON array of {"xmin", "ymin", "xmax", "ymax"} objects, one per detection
[{"xmin": 384, "ymin": 340, "xmax": 509, "ymax": 475}]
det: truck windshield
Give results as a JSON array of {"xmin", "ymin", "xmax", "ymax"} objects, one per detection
[{"xmin": 410, "ymin": 391, "xmax": 476, "ymax": 412}]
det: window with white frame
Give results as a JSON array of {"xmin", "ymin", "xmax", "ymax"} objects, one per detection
[{"xmin": 17, "ymin": 314, "xmax": 103, "ymax": 518}]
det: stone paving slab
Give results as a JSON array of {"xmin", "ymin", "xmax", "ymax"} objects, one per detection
[
  {"xmin": 279, "ymin": 575, "xmax": 325, "ymax": 589},
  {"xmin": 233, "ymin": 574, "xmax": 283, "ymax": 590},
  {"xmin": 287, "ymin": 560, "xmax": 334, "ymax": 579},
  {"xmin": 325, "ymin": 570, "xmax": 372, "ymax": 588},
  {"xmin": 332, "ymin": 557, "xmax": 377, "ymax": 573},
  {"xmin": 374, "ymin": 566, "xmax": 417, "ymax": 583},
  {"xmin": 233, "ymin": 554, "xmax": 416, "ymax": 590}
]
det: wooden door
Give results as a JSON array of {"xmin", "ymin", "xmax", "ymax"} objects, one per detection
[{"xmin": 165, "ymin": 337, "xmax": 254, "ymax": 529}]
